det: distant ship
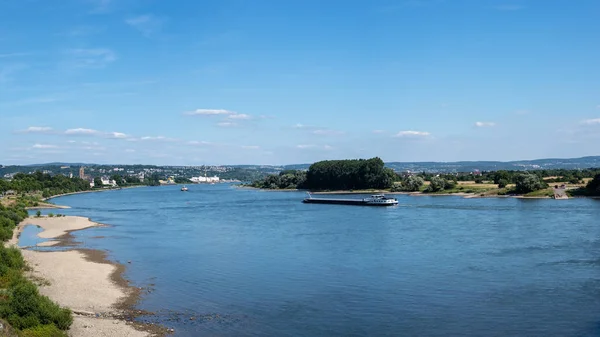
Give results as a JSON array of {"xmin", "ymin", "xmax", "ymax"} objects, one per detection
[
  {"xmin": 181, "ymin": 186, "xmax": 188, "ymax": 191},
  {"xmin": 303, "ymin": 193, "xmax": 398, "ymax": 206}
]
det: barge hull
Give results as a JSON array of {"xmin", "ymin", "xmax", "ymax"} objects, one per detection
[{"xmin": 302, "ymin": 198, "xmax": 395, "ymax": 206}]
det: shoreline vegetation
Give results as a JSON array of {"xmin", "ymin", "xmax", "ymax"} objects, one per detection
[
  {"xmin": 245, "ymin": 157, "xmax": 600, "ymax": 199},
  {"xmin": 0, "ymin": 172, "xmax": 167, "ymax": 336},
  {"xmin": 8, "ymin": 216, "xmax": 164, "ymax": 337}
]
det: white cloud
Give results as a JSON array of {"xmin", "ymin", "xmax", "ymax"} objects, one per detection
[
  {"xmin": 188, "ymin": 140, "xmax": 212, "ymax": 145},
  {"xmin": 32, "ymin": 144, "xmax": 58, "ymax": 149},
  {"xmin": 217, "ymin": 122, "xmax": 236, "ymax": 127},
  {"xmin": 475, "ymin": 121, "xmax": 496, "ymax": 127},
  {"xmin": 140, "ymin": 136, "xmax": 176, "ymax": 141},
  {"xmin": 108, "ymin": 132, "xmax": 128, "ymax": 139},
  {"xmin": 65, "ymin": 128, "xmax": 100, "ymax": 135},
  {"xmin": 241, "ymin": 145, "xmax": 260, "ymax": 150},
  {"xmin": 293, "ymin": 123, "xmax": 318, "ymax": 129},
  {"xmin": 312, "ymin": 129, "xmax": 343, "ymax": 136},
  {"xmin": 125, "ymin": 149, "xmax": 135, "ymax": 153},
  {"xmin": 394, "ymin": 130, "xmax": 431, "ymax": 137},
  {"xmin": 185, "ymin": 109, "xmax": 234, "ymax": 116},
  {"xmin": 20, "ymin": 126, "xmax": 52, "ymax": 133},
  {"xmin": 227, "ymin": 113, "xmax": 251, "ymax": 120},
  {"xmin": 296, "ymin": 144, "xmax": 333, "ymax": 150},
  {"xmin": 125, "ymin": 14, "xmax": 164, "ymax": 37},
  {"xmin": 581, "ymin": 118, "xmax": 600, "ymax": 125},
  {"xmin": 66, "ymin": 48, "xmax": 116, "ymax": 68}
]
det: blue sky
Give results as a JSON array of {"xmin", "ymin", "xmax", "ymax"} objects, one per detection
[{"xmin": 1, "ymin": 0, "xmax": 599, "ymax": 165}]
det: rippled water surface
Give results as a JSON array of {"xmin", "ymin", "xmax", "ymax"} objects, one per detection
[{"xmin": 45, "ymin": 185, "xmax": 600, "ymax": 336}]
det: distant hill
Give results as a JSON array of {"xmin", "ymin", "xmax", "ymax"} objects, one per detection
[
  {"xmin": 279, "ymin": 156, "xmax": 600, "ymax": 173},
  {"xmin": 3, "ymin": 156, "xmax": 600, "ymax": 175}
]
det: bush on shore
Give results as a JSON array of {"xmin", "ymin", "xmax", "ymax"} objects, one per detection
[{"xmin": 0, "ymin": 205, "xmax": 73, "ymax": 335}]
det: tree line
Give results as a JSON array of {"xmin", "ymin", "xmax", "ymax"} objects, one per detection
[
  {"xmin": 1, "ymin": 172, "xmax": 91, "ymax": 198},
  {"xmin": 250, "ymin": 158, "xmax": 396, "ymax": 190},
  {"xmin": 0, "ymin": 203, "xmax": 73, "ymax": 335},
  {"xmin": 250, "ymin": 157, "xmax": 600, "ymax": 196}
]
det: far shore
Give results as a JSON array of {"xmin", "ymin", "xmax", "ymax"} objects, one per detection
[
  {"xmin": 9, "ymin": 216, "xmax": 165, "ymax": 337},
  {"xmin": 237, "ymin": 187, "xmax": 592, "ymax": 200},
  {"xmin": 43, "ymin": 185, "xmax": 147, "ymax": 202}
]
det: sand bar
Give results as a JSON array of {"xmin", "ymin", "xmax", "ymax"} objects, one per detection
[{"xmin": 10, "ymin": 216, "xmax": 157, "ymax": 337}]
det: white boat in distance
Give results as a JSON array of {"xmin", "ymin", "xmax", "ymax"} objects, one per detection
[{"xmin": 181, "ymin": 186, "xmax": 188, "ymax": 191}]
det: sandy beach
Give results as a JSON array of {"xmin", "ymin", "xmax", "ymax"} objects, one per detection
[{"xmin": 10, "ymin": 216, "xmax": 160, "ymax": 337}]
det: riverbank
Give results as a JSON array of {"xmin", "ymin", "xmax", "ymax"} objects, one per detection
[
  {"xmin": 10, "ymin": 216, "xmax": 165, "ymax": 337},
  {"xmin": 42, "ymin": 185, "xmax": 147, "ymax": 202}
]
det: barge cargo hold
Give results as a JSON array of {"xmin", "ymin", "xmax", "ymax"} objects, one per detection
[{"xmin": 302, "ymin": 193, "xmax": 398, "ymax": 206}]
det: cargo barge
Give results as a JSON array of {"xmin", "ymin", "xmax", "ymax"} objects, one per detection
[{"xmin": 302, "ymin": 193, "xmax": 398, "ymax": 206}]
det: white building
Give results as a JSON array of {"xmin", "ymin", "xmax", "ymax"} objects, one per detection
[{"xmin": 190, "ymin": 175, "xmax": 220, "ymax": 183}]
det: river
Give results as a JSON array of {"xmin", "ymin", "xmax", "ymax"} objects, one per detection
[{"xmin": 38, "ymin": 184, "xmax": 600, "ymax": 336}]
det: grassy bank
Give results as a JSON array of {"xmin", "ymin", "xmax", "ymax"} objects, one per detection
[{"xmin": 0, "ymin": 203, "xmax": 73, "ymax": 336}]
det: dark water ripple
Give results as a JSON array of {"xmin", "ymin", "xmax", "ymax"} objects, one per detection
[{"xmin": 38, "ymin": 185, "xmax": 600, "ymax": 337}]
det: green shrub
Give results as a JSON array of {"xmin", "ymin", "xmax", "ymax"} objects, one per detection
[
  {"xmin": 497, "ymin": 179, "xmax": 508, "ymax": 188},
  {"xmin": 0, "ymin": 246, "xmax": 25, "ymax": 271},
  {"xmin": 47, "ymin": 213, "xmax": 54, "ymax": 218},
  {"xmin": 35, "ymin": 211, "xmax": 41, "ymax": 218},
  {"xmin": 19, "ymin": 324, "xmax": 68, "ymax": 337},
  {"xmin": 0, "ymin": 226, "xmax": 14, "ymax": 242}
]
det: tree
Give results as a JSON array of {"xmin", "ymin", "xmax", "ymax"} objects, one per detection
[
  {"xmin": 586, "ymin": 174, "xmax": 600, "ymax": 195},
  {"xmin": 497, "ymin": 179, "xmax": 509, "ymax": 188},
  {"xmin": 93, "ymin": 177, "xmax": 103, "ymax": 188},
  {"xmin": 35, "ymin": 211, "xmax": 41, "ymax": 218},
  {"xmin": 427, "ymin": 176, "xmax": 446, "ymax": 192},
  {"xmin": 402, "ymin": 176, "xmax": 424, "ymax": 192},
  {"xmin": 514, "ymin": 173, "xmax": 547, "ymax": 194}
]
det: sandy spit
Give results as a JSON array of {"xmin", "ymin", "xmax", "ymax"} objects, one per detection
[{"xmin": 10, "ymin": 216, "xmax": 162, "ymax": 337}]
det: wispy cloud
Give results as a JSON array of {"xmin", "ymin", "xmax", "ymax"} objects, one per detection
[
  {"xmin": 581, "ymin": 118, "xmax": 600, "ymax": 125},
  {"xmin": 0, "ymin": 64, "xmax": 29, "ymax": 84},
  {"xmin": 312, "ymin": 129, "xmax": 344, "ymax": 136},
  {"xmin": 394, "ymin": 130, "xmax": 431, "ymax": 137},
  {"xmin": 227, "ymin": 113, "xmax": 251, "ymax": 120},
  {"xmin": 0, "ymin": 52, "xmax": 33, "ymax": 58},
  {"xmin": 125, "ymin": 14, "xmax": 164, "ymax": 37},
  {"xmin": 65, "ymin": 128, "xmax": 101, "ymax": 135},
  {"xmin": 125, "ymin": 149, "xmax": 135, "ymax": 153},
  {"xmin": 63, "ymin": 26, "xmax": 105, "ymax": 37},
  {"xmin": 241, "ymin": 145, "xmax": 260, "ymax": 150},
  {"xmin": 474, "ymin": 121, "xmax": 496, "ymax": 127},
  {"xmin": 293, "ymin": 124, "xmax": 341, "ymax": 135},
  {"xmin": 185, "ymin": 109, "xmax": 235, "ymax": 116},
  {"xmin": 88, "ymin": 0, "xmax": 112, "ymax": 14},
  {"xmin": 293, "ymin": 123, "xmax": 317, "ymax": 129},
  {"xmin": 32, "ymin": 144, "xmax": 58, "ymax": 149},
  {"xmin": 140, "ymin": 136, "xmax": 177, "ymax": 141},
  {"xmin": 296, "ymin": 144, "xmax": 333, "ymax": 150},
  {"xmin": 372, "ymin": 130, "xmax": 386, "ymax": 134},
  {"xmin": 66, "ymin": 48, "xmax": 116, "ymax": 68},
  {"xmin": 188, "ymin": 140, "xmax": 212, "ymax": 145},
  {"xmin": 217, "ymin": 122, "xmax": 236, "ymax": 128},
  {"xmin": 19, "ymin": 126, "xmax": 53, "ymax": 133}
]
